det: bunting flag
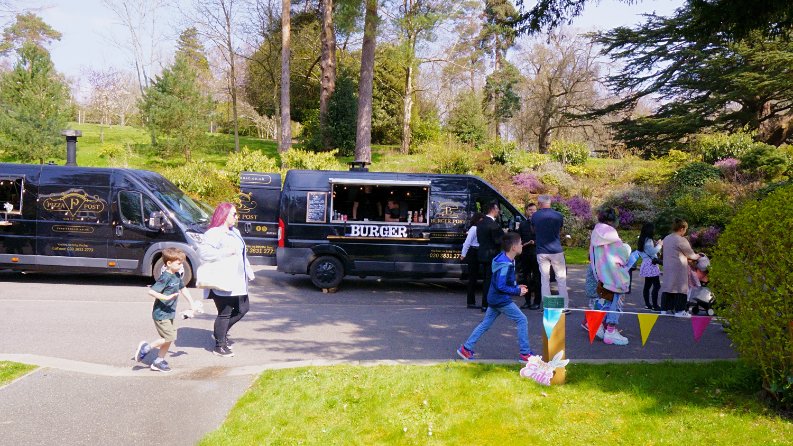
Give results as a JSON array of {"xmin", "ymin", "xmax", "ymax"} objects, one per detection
[
  {"xmin": 543, "ymin": 308, "xmax": 563, "ymax": 340},
  {"xmin": 637, "ymin": 313, "xmax": 660, "ymax": 346},
  {"xmin": 584, "ymin": 311, "xmax": 607, "ymax": 344},
  {"xmin": 691, "ymin": 316, "xmax": 713, "ymax": 342}
]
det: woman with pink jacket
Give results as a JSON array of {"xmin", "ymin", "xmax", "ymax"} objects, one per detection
[{"xmin": 589, "ymin": 208, "xmax": 632, "ymax": 346}]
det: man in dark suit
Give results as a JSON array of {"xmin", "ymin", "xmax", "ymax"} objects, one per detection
[
  {"xmin": 517, "ymin": 203, "xmax": 542, "ymax": 310},
  {"xmin": 476, "ymin": 200, "xmax": 503, "ymax": 312}
]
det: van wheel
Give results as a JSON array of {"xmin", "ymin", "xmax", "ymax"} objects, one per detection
[
  {"xmin": 153, "ymin": 257, "xmax": 194, "ymax": 287},
  {"xmin": 309, "ymin": 256, "xmax": 344, "ymax": 289}
]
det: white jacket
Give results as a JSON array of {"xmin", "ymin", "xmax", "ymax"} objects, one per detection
[{"xmin": 198, "ymin": 226, "xmax": 254, "ymax": 297}]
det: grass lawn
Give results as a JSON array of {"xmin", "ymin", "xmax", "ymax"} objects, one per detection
[
  {"xmin": 200, "ymin": 361, "xmax": 791, "ymax": 445},
  {"xmin": 564, "ymin": 246, "xmax": 589, "ymax": 265},
  {"xmin": 0, "ymin": 361, "xmax": 36, "ymax": 386}
]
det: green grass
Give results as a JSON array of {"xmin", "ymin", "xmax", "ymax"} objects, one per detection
[
  {"xmin": 200, "ymin": 361, "xmax": 791, "ymax": 445},
  {"xmin": 0, "ymin": 361, "xmax": 36, "ymax": 385},
  {"xmin": 564, "ymin": 246, "xmax": 589, "ymax": 265}
]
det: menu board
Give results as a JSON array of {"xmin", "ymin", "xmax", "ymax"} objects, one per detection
[{"xmin": 306, "ymin": 192, "xmax": 327, "ymax": 223}]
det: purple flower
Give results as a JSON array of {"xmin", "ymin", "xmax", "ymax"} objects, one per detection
[
  {"xmin": 565, "ymin": 196, "xmax": 592, "ymax": 221},
  {"xmin": 690, "ymin": 226, "xmax": 721, "ymax": 248},
  {"xmin": 512, "ymin": 173, "xmax": 545, "ymax": 193},
  {"xmin": 715, "ymin": 158, "xmax": 740, "ymax": 179},
  {"xmin": 616, "ymin": 207, "xmax": 634, "ymax": 227}
]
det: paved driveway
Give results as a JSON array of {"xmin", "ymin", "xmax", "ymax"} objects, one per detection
[{"xmin": 0, "ymin": 266, "xmax": 735, "ymax": 445}]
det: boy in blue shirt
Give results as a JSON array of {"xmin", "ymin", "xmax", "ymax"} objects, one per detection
[
  {"xmin": 457, "ymin": 232, "xmax": 535, "ymax": 362},
  {"xmin": 133, "ymin": 248, "xmax": 196, "ymax": 372}
]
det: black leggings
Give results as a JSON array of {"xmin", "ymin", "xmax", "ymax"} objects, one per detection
[
  {"xmin": 210, "ymin": 292, "xmax": 249, "ymax": 347},
  {"xmin": 465, "ymin": 249, "xmax": 480, "ymax": 306},
  {"xmin": 643, "ymin": 276, "xmax": 660, "ymax": 307},
  {"xmin": 661, "ymin": 292, "xmax": 687, "ymax": 312}
]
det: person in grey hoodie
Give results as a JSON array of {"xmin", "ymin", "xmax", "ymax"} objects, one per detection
[{"xmin": 456, "ymin": 232, "xmax": 535, "ymax": 363}]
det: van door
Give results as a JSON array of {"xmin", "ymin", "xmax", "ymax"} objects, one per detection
[
  {"xmin": 35, "ymin": 167, "xmax": 112, "ymax": 270},
  {"xmin": 237, "ymin": 172, "xmax": 281, "ymax": 265},
  {"xmin": 109, "ymin": 172, "xmax": 170, "ymax": 273}
]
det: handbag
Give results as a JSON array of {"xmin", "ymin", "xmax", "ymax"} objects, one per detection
[
  {"xmin": 195, "ymin": 257, "xmax": 236, "ymax": 291},
  {"xmin": 596, "ymin": 281, "xmax": 615, "ymax": 301}
]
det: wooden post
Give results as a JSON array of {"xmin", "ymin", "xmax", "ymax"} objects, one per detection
[{"xmin": 542, "ymin": 296, "xmax": 567, "ymax": 385}]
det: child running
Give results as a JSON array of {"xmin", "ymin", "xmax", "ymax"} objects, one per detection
[
  {"xmin": 456, "ymin": 232, "xmax": 535, "ymax": 362},
  {"xmin": 133, "ymin": 247, "xmax": 196, "ymax": 372}
]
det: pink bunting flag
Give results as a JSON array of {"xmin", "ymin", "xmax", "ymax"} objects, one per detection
[
  {"xmin": 691, "ymin": 316, "xmax": 712, "ymax": 342},
  {"xmin": 584, "ymin": 311, "xmax": 607, "ymax": 344}
]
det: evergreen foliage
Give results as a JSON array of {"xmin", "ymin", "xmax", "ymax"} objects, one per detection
[
  {"xmin": 447, "ymin": 91, "xmax": 487, "ymax": 146},
  {"xmin": 139, "ymin": 55, "xmax": 212, "ymax": 161},
  {"xmin": 0, "ymin": 42, "xmax": 70, "ymax": 163}
]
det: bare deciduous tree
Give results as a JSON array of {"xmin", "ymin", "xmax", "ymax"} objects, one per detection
[{"xmin": 279, "ymin": 0, "xmax": 291, "ymax": 152}]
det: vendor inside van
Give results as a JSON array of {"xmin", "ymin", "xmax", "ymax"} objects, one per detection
[{"xmin": 331, "ymin": 183, "xmax": 428, "ymax": 224}]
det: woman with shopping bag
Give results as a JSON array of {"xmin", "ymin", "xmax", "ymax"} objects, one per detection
[{"xmin": 198, "ymin": 202, "xmax": 255, "ymax": 357}]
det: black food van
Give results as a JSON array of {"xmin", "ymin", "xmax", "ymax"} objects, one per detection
[
  {"xmin": 268, "ymin": 169, "xmax": 526, "ymax": 289},
  {"xmin": 0, "ymin": 163, "xmax": 211, "ymax": 284}
]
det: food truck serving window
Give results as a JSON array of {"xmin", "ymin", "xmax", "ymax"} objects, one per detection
[
  {"xmin": 0, "ymin": 176, "xmax": 24, "ymax": 214},
  {"xmin": 329, "ymin": 179, "xmax": 430, "ymax": 225}
]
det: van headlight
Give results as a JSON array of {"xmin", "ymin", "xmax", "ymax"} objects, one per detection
[{"xmin": 186, "ymin": 231, "xmax": 205, "ymax": 244}]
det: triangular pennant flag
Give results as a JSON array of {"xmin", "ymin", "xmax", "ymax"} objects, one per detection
[
  {"xmin": 543, "ymin": 308, "xmax": 563, "ymax": 340},
  {"xmin": 637, "ymin": 313, "xmax": 660, "ymax": 346},
  {"xmin": 691, "ymin": 316, "xmax": 712, "ymax": 342},
  {"xmin": 584, "ymin": 311, "xmax": 607, "ymax": 344}
]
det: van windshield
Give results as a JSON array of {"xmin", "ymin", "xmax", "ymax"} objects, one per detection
[{"xmin": 144, "ymin": 176, "xmax": 210, "ymax": 226}]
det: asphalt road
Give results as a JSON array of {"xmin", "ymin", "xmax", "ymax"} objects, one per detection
[{"xmin": 0, "ymin": 265, "xmax": 736, "ymax": 445}]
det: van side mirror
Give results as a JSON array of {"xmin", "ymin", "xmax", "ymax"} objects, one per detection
[{"xmin": 148, "ymin": 211, "xmax": 173, "ymax": 232}]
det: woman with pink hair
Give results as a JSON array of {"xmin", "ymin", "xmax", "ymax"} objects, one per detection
[{"xmin": 198, "ymin": 202, "xmax": 255, "ymax": 357}]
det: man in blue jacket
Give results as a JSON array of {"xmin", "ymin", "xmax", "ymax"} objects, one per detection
[{"xmin": 456, "ymin": 232, "xmax": 535, "ymax": 363}]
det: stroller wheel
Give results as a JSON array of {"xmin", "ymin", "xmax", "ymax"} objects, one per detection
[
  {"xmin": 707, "ymin": 308, "xmax": 715, "ymax": 316},
  {"xmin": 691, "ymin": 306, "xmax": 700, "ymax": 315}
]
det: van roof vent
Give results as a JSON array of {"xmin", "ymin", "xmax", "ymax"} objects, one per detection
[{"xmin": 348, "ymin": 161, "xmax": 370, "ymax": 172}]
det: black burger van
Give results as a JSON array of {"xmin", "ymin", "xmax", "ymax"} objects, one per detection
[
  {"xmin": 269, "ymin": 169, "xmax": 526, "ymax": 289},
  {"xmin": 0, "ymin": 163, "xmax": 211, "ymax": 284}
]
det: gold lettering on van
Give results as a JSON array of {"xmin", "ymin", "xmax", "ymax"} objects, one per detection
[
  {"xmin": 235, "ymin": 191, "xmax": 258, "ymax": 215},
  {"xmin": 42, "ymin": 189, "xmax": 107, "ymax": 218}
]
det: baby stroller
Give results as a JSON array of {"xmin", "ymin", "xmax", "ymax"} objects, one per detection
[{"xmin": 687, "ymin": 255, "xmax": 716, "ymax": 316}]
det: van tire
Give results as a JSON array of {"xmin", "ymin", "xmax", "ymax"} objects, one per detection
[
  {"xmin": 153, "ymin": 256, "xmax": 194, "ymax": 287},
  {"xmin": 309, "ymin": 256, "xmax": 344, "ymax": 289}
]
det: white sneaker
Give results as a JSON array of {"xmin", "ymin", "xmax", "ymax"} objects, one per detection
[
  {"xmin": 603, "ymin": 327, "xmax": 629, "ymax": 345},
  {"xmin": 674, "ymin": 311, "xmax": 692, "ymax": 318},
  {"xmin": 595, "ymin": 325, "xmax": 605, "ymax": 340}
]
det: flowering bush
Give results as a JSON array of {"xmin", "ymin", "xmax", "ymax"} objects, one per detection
[
  {"xmin": 565, "ymin": 196, "xmax": 593, "ymax": 221},
  {"xmin": 689, "ymin": 226, "xmax": 721, "ymax": 250},
  {"xmin": 714, "ymin": 157, "xmax": 740, "ymax": 181},
  {"xmin": 512, "ymin": 173, "xmax": 546, "ymax": 193},
  {"xmin": 616, "ymin": 207, "xmax": 635, "ymax": 228},
  {"xmin": 600, "ymin": 188, "xmax": 660, "ymax": 226}
]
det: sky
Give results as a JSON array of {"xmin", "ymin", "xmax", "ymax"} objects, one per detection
[{"xmin": 13, "ymin": 0, "xmax": 684, "ymax": 85}]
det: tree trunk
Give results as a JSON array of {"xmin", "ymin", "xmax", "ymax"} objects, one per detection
[
  {"xmin": 399, "ymin": 32, "xmax": 416, "ymax": 155},
  {"xmin": 279, "ymin": 0, "xmax": 292, "ymax": 153},
  {"xmin": 222, "ymin": 3, "xmax": 240, "ymax": 152},
  {"xmin": 319, "ymin": 0, "xmax": 337, "ymax": 150},
  {"xmin": 355, "ymin": 0, "xmax": 378, "ymax": 163}
]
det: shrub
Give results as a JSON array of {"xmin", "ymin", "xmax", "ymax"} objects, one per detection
[
  {"xmin": 485, "ymin": 140, "xmax": 519, "ymax": 166},
  {"xmin": 670, "ymin": 189, "xmax": 734, "ymax": 228},
  {"xmin": 431, "ymin": 141, "xmax": 474, "ymax": 174},
  {"xmin": 616, "ymin": 207, "xmax": 635, "ymax": 228},
  {"xmin": 161, "ymin": 161, "xmax": 234, "ymax": 205},
  {"xmin": 512, "ymin": 172, "xmax": 546, "ymax": 194},
  {"xmin": 513, "ymin": 151, "xmax": 550, "ymax": 171},
  {"xmin": 671, "ymin": 162, "xmax": 722, "ymax": 191},
  {"xmin": 537, "ymin": 162, "xmax": 575, "ymax": 194},
  {"xmin": 738, "ymin": 144, "xmax": 790, "ymax": 181},
  {"xmin": 548, "ymin": 140, "xmax": 589, "ymax": 166},
  {"xmin": 688, "ymin": 226, "xmax": 721, "ymax": 252},
  {"xmin": 663, "ymin": 149, "xmax": 693, "ymax": 165},
  {"xmin": 600, "ymin": 188, "xmax": 660, "ymax": 225},
  {"xmin": 564, "ymin": 196, "xmax": 593, "ymax": 222},
  {"xmin": 564, "ymin": 165, "xmax": 589, "ymax": 176},
  {"xmin": 280, "ymin": 149, "xmax": 344, "ymax": 171},
  {"xmin": 411, "ymin": 113, "xmax": 442, "ymax": 148},
  {"xmin": 710, "ymin": 185, "xmax": 793, "ymax": 410},
  {"xmin": 689, "ymin": 132, "xmax": 759, "ymax": 164},
  {"xmin": 225, "ymin": 146, "xmax": 280, "ymax": 186},
  {"xmin": 446, "ymin": 91, "xmax": 487, "ymax": 146},
  {"xmin": 714, "ymin": 157, "xmax": 740, "ymax": 181}
]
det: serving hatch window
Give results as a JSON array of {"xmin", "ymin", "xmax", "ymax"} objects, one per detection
[
  {"xmin": 0, "ymin": 176, "xmax": 24, "ymax": 214},
  {"xmin": 329, "ymin": 179, "xmax": 430, "ymax": 224}
]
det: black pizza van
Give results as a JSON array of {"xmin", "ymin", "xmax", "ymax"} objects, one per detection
[
  {"xmin": 260, "ymin": 168, "xmax": 526, "ymax": 289},
  {"xmin": 0, "ymin": 163, "xmax": 211, "ymax": 284}
]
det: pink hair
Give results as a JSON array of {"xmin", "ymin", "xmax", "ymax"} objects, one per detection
[{"xmin": 209, "ymin": 202, "xmax": 236, "ymax": 229}]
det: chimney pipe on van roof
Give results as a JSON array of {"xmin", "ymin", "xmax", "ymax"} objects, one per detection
[
  {"xmin": 61, "ymin": 129, "xmax": 82, "ymax": 166},
  {"xmin": 348, "ymin": 161, "xmax": 370, "ymax": 172}
]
